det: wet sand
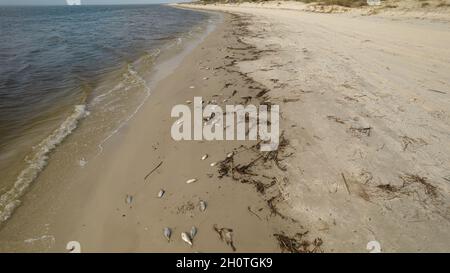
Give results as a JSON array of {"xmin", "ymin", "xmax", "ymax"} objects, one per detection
[{"xmin": 175, "ymin": 2, "xmax": 450, "ymax": 252}]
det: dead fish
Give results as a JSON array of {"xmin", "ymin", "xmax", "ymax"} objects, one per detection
[
  {"xmin": 157, "ymin": 189, "xmax": 165, "ymax": 198},
  {"xmin": 199, "ymin": 200, "xmax": 207, "ymax": 212},
  {"xmin": 190, "ymin": 226, "xmax": 197, "ymax": 239},
  {"xmin": 203, "ymin": 77, "xmax": 208, "ymax": 80},
  {"xmin": 186, "ymin": 178, "xmax": 197, "ymax": 184},
  {"xmin": 222, "ymin": 229, "xmax": 234, "ymax": 249},
  {"xmin": 189, "ymin": 86, "xmax": 195, "ymax": 89},
  {"xmin": 181, "ymin": 232, "xmax": 193, "ymax": 246},
  {"xmin": 201, "ymin": 154, "xmax": 208, "ymax": 160},
  {"xmin": 125, "ymin": 194, "xmax": 133, "ymax": 204},
  {"xmin": 210, "ymin": 162, "xmax": 218, "ymax": 167},
  {"xmin": 213, "ymin": 224, "xmax": 236, "ymax": 251},
  {"xmin": 185, "ymin": 100, "xmax": 192, "ymax": 104},
  {"xmin": 163, "ymin": 227, "xmax": 171, "ymax": 241},
  {"xmin": 226, "ymin": 152, "xmax": 234, "ymax": 158}
]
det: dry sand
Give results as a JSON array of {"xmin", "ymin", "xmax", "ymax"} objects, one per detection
[
  {"xmin": 1, "ymin": 2, "xmax": 450, "ymax": 252},
  {"xmin": 174, "ymin": 2, "xmax": 450, "ymax": 252}
]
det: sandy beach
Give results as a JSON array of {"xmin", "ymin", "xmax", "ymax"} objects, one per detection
[{"xmin": 1, "ymin": 1, "xmax": 450, "ymax": 252}]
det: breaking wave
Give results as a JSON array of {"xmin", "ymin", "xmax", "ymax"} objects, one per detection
[{"xmin": 0, "ymin": 105, "xmax": 89, "ymax": 223}]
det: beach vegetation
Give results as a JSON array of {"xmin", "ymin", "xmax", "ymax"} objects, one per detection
[{"xmin": 198, "ymin": 0, "xmax": 368, "ymax": 8}]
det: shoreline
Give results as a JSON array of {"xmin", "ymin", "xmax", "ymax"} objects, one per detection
[{"xmin": 0, "ymin": 10, "xmax": 287, "ymax": 252}]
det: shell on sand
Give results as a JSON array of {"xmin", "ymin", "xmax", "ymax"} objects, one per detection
[
  {"xmin": 199, "ymin": 200, "xmax": 207, "ymax": 212},
  {"xmin": 201, "ymin": 154, "xmax": 208, "ymax": 161},
  {"xmin": 163, "ymin": 227, "xmax": 171, "ymax": 241},
  {"xmin": 181, "ymin": 232, "xmax": 193, "ymax": 246},
  {"xmin": 190, "ymin": 226, "xmax": 197, "ymax": 239},
  {"xmin": 210, "ymin": 162, "xmax": 218, "ymax": 167},
  {"xmin": 186, "ymin": 178, "xmax": 197, "ymax": 184},
  {"xmin": 157, "ymin": 189, "xmax": 165, "ymax": 198}
]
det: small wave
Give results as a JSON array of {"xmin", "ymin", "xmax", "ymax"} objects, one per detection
[
  {"xmin": 91, "ymin": 49, "xmax": 160, "ymax": 107},
  {"xmin": 97, "ymin": 64, "xmax": 151, "ymax": 154},
  {"xmin": 0, "ymin": 105, "xmax": 89, "ymax": 223}
]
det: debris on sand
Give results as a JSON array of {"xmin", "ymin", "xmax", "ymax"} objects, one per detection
[
  {"xmin": 327, "ymin": 115, "xmax": 345, "ymax": 124},
  {"xmin": 428, "ymin": 88, "xmax": 447, "ymax": 94},
  {"xmin": 282, "ymin": 98, "xmax": 300, "ymax": 103},
  {"xmin": 247, "ymin": 206, "xmax": 262, "ymax": 220},
  {"xmin": 241, "ymin": 178, "xmax": 276, "ymax": 194},
  {"xmin": 157, "ymin": 189, "xmax": 165, "ymax": 198},
  {"xmin": 163, "ymin": 227, "xmax": 171, "ymax": 242},
  {"xmin": 186, "ymin": 178, "xmax": 197, "ymax": 184},
  {"xmin": 181, "ymin": 232, "xmax": 193, "ymax": 246},
  {"xmin": 400, "ymin": 136, "xmax": 427, "ymax": 152},
  {"xmin": 349, "ymin": 126, "xmax": 372, "ymax": 137},
  {"xmin": 341, "ymin": 173, "xmax": 351, "ymax": 194},
  {"xmin": 217, "ymin": 156, "xmax": 233, "ymax": 179},
  {"xmin": 273, "ymin": 232, "xmax": 323, "ymax": 253},
  {"xmin": 376, "ymin": 173, "xmax": 439, "ymax": 202},
  {"xmin": 144, "ymin": 161, "xmax": 163, "ymax": 181},
  {"xmin": 267, "ymin": 193, "xmax": 297, "ymax": 223},
  {"xmin": 201, "ymin": 154, "xmax": 208, "ymax": 161},
  {"xmin": 213, "ymin": 224, "xmax": 236, "ymax": 251},
  {"xmin": 377, "ymin": 184, "xmax": 398, "ymax": 192},
  {"xmin": 400, "ymin": 173, "xmax": 438, "ymax": 198}
]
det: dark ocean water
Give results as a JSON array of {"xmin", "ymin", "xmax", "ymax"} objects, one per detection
[
  {"xmin": 0, "ymin": 4, "xmax": 211, "ymax": 222},
  {"xmin": 0, "ymin": 5, "xmax": 207, "ymax": 148}
]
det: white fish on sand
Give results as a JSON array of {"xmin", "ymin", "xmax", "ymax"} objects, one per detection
[
  {"xmin": 190, "ymin": 226, "xmax": 197, "ymax": 239},
  {"xmin": 199, "ymin": 200, "xmax": 207, "ymax": 212},
  {"xmin": 158, "ymin": 189, "xmax": 165, "ymax": 198},
  {"xmin": 125, "ymin": 195, "xmax": 133, "ymax": 204},
  {"xmin": 79, "ymin": 158, "xmax": 87, "ymax": 167},
  {"xmin": 185, "ymin": 100, "xmax": 192, "ymax": 104},
  {"xmin": 226, "ymin": 152, "xmax": 234, "ymax": 158},
  {"xmin": 210, "ymin": 162, "xmax": 218, "ymax": 167},
  {"xmin": 163, "ymin": 227, "xmax": 171, "ymax": 241},
  {"xmin": 201, "ymin": 154, "xmax": 208, "ymax": 160},
  {"xmin": 186, "ymin": 178, "xmax": 197, "ymax": 184},
  {"xmin": 181, "ymin": 232, "xmax": 192, "ymax": 246},
  {"xmin": 189, "ymin": 86, "xmax": 195, "ymax": 89}
]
